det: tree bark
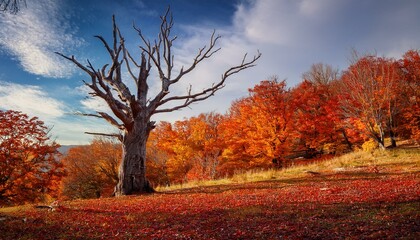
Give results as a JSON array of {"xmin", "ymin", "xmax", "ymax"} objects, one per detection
[
  {"xmin": 373, "ymin": 133, "xmax": 386, "ymax": 151},
  {"xmin": 341, "ymin": 129, "xmax": 353, "ymax": 151},
  {"xmin": 389, "ymin": 129, "xmax": 397, "ymax": 148},
  {"xmin": 114, "ymin": 119, "xmax": 154, "ymax": 196},
  {"xmin": 388, "ymin": 114, "xmax": 397, "ymax": 148}
]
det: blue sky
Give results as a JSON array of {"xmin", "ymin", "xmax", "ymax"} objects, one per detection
[{"xmin": 1, "ymin": 0, "xmax": 419, "ymax": 145}]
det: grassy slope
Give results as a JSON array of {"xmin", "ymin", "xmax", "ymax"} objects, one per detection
[
  {"xmin": 1, "ymin": 147, "xmax": 419, "ymax": 239},
  {"xmin": 158, "ymin": 145, "xmax": 420, "ymax": 191}
]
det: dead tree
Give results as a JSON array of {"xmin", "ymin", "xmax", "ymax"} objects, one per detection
[{"xmin": 57, "ymin": 9, "xmax": 261, "ymax": 196}]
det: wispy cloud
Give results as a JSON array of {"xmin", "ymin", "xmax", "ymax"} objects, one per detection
[
  {"xmin": 0, "ymin": 0, "xmax": 83, "ymax": 78},
  {"xmin": 0, "ymin": 81, "xmax": 113, "ymax": 144},
  {"xmin": 0, "ymin": 81, "xmax": 65, "ymax": 120}
]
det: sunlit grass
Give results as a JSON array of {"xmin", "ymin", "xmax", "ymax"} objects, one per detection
[
  {"xmin": 157, "ymin": 146, "xmax": 420, "ymax": 192},
  {"xmin": 0, "ymin": 205, "xmax": 31, "ymax": 213}
]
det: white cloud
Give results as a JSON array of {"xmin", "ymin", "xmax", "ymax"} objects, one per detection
[
  {"xmin": 80, "ymin": 97, "xmax": 110, "ymax": 113},
  {"xmin": 0, "ymin": 81, "xmax": 65, "ymax": 120},
  {"xmin": 0, "ymin": 81, "xmax": 115, "ymax": 145},
  {"xmin": 233, "ymin": 0, "xmax": 293, "ymax": 45},
  {"xmin": 232, "ymin": 0, "xmax": 346, "ymax": 47},
  {"xmin": 74, "ymin": 85, "xmax": 110, "ymax": 113},
  {"xmin": 0, "ymin": 0, "xmax": 83, "ymax": 78},
  {"xmin": 50, "ymin": 117, "xmax": 117, "ymax": 145}
]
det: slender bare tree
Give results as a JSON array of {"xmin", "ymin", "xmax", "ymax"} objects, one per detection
[
  {"xmin": 302, "ymin": 63, "xmax": 339, "ymax": 86},
  {"xmin": 57, "ymin": 9, "xmax": 261, "ymax": 196}
]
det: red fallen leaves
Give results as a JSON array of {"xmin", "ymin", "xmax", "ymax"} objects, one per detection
[{"xmin": 0, "ymin": 174, "xmax": 419, "ymax": 239}]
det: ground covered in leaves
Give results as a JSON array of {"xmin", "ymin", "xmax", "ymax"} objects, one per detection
[
  {"xmin": 1, "ymin": 175, "xmax": 419, "ymax": 239},
  {"xmin": 1, "ymin": 157, "xmax": 419, "ymax": 239}
]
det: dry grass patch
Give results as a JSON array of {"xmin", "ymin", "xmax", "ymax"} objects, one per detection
[{"xmin": 158, "ymin": 146, "xmax": 420, "ymax": 192}]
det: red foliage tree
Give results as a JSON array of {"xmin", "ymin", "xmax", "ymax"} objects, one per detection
[
  {"xmin": 399, "ymin": 50, "xmax": 420, "ymax": 143},
  {"xmin": 0, "ymin": 110, "xmax": 64, "ymax": 205},
  {"xmin": 291, "ymin": 64, "xmax": 359, "ymax": 156},
  {"xmin": 340, "ymin": 54, "xmax": 401, "ymax": 149},
  {"xmin": 292, "ymin": 80, "xmax": 339, "ymax": 155}
]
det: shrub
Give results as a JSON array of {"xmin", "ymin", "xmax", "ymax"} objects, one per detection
[{"xmin": 362, "ymin": 139, "xmax": 379, "ymax": 152}]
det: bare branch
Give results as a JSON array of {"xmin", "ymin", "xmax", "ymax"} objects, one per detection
[
  {"xmin": 76, "ymin": 111, "xmax": 124, "ymax": 130},
  {"xmin": 54, "ymin": 53, "xmax": 133, "ymax": 123},
  {"xmin": 54, "ymin": 52, "xmax": 94, "ymax": 76},
  {"xmin": 94, "ymin": 35, "xmax": 115, "ymax": 59},
  {"xmin": 153, "ymin": 51, "xmax": 262, "ymax": 114},
  {"xmin": 122, "ymin": 48, "xmax": 139, "ymax": 84},
  {"xmin": 57, "ymin": 51, "xmax": 133, "ymax": 129},
  {"xmin": 170, "ymin": 30, "xmax": 221, "ymax": 85},
  {"xmin": 160, "ymin": 7, "xmax": 175, "ymax": 79},
  {"xmin": 147, "ymin": 30, "xmax": 224, "ymax": 113},
  {"xmin": 112, "ymin": 15, "xmax": 118, "ymax": 56},
  {"xmin": 137, "ymin": 41, "xmax": 165, "ymax": 81},
  {"xmin": 85, "ymin": 132, "xmax": 123, "ymax": 142}
]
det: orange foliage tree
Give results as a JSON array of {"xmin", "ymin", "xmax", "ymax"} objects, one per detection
[
  {"xmin": 218, "ymin": 99, "xmax": 255, "ymax": 174},
  {"xmin": 220, "ymin": 78, "xmax": 294, "ymax": 172},
  {"xmin": 61, "ymin": 138, "xmax": 120, "ymax": 199},
  {"xmin": 146, "ymin": 113, "xmax": 226, "ymax": 185},
  {"xmin": 0, "ymin": 110, "xmax": 64, "ymax": 205},
  {"xmin": 160, "ymin": 120, "xmax": 195, "ymax": 183},
  {"xmin": 184, "ymin": 113, "xmax": 225, "ymax": 180},
  {"xmin": 146, "ymin": 123, "xmax": 171, "ymax": 186}
]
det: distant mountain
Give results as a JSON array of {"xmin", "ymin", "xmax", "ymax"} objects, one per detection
[{"xmin": 58, "ymin": 145, "xmax": 81, "ymax": 155}]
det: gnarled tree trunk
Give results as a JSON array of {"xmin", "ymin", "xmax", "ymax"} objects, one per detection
[{"xmin": 115, "ymin": 119, "xmax": 154, "ymax": 195}]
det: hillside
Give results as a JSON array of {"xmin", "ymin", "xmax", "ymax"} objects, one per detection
[
  {"xmin": 58, "ymin": 145, "xmax": 81, "ymax": 155},
  {"xmin": 1, "ymin": 147, "xmax": 419, "ymax": 239}
]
